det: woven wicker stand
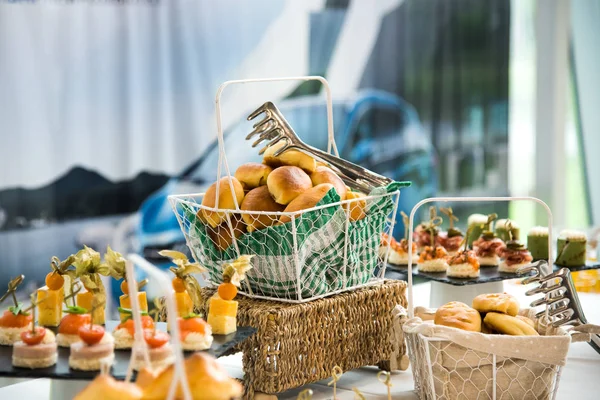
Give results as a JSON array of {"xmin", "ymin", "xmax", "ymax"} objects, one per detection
[{"xmin": 200, "ymin": 280, "xmax": 407, "ymax": 399}]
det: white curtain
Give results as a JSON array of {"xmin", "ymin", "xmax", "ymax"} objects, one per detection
[{"xmin": 0, "ymin": 0, "xmax": 322, "ymax": 188}]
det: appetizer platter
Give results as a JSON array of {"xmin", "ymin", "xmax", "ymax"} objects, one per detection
[
  {"xmin": 0, "ymin": 247, "xmax": 256, "ymax": 383},
  {"xmin": 383, "ymin": 202, "xmax": 600, "ymax": 286},
  {"xmin": 0, "ymin": 321, "xmax": 254, "ymax": 380}
]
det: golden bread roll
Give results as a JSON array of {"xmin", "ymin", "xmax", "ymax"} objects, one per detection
[
  {"xmin": 195, "ymin": 208, "xmax": 207, "ymax": 223},
  {"xmin": 483, "ymin": 312, "xmax": 539, "ymax": 336},
  {"xmin": 140, "ymin": 352, "xmax": 243, "ymax": 400},
  {"xmin": 207, "ymin": 214, "xmax": 246, "ymax": 251},
  {"xmin": 241, "ymin": 186, "xmax": 285, "ymax": 232},
  {"xmin": 263, "ymin": 141, "xmax": 316, "ymax": 173},
  {"xmin": 201, "ymin": 177, "xmax": 245, "ymax": 228},
  {"xmin": 234, "ymin": 162, "xmax": 273, "ymax": 190},
  {"xmin": 434, "ymin": 301, "xmax": 482, "ymax": 332},
  {"xmin": 516, "ymin": 315, "xmax": 535, "ymax": 329},
  {"xmin": 345, "ymin": 191, "xmax": 367, "ymax": 222},
  {"xmin": 267, "ymin": 166, "xmax": 312, "ymax": 205},
  {"xmin": 135, "ymin": 367, "xmax": 158, "ymax": 389},
  {"xmin": 310, "ymin": 166, "xmax": 347, "ymax": 200},
  {"xmin": 279, "ymin": 183, "xmax": 334, "ymax": 224},
  {"xmin": 481, "ymin": 323, "xmax": 496, "ymax": 334},
  {"xmin": 74, "ymin": 374, "xmax": 142, "ymax": 400},
  {"xmin": 472, "ymin": 293, "xmax": 519, "ymax": 316}
]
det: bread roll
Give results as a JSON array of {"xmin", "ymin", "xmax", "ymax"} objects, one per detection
[
  {"xmin": 310, "ymin": 166, "xmax": 347, "ymax": 200},
  {"xmin": 483, "ymin": 312, "xmax": 539, "ymax": 336},
  {"xmin": 267, "ymin": 166, "xmax": 312, "ymax": 205},
  {"xmin": 234, "ymin": 162, "xmax": 272, "ymax": 190},
  {"xmin": 207, "ymin": 215, "xmax": 246, "ymax": 251},
  {"xmin": 434, "ymin": 301, "xmax": 482, "ymax": 332},
  {"xmin": 241, "ymin": 186, "xmax": 285, "ymax": 232},
  {"xmin": 263, "ymin": 141, "xmax": 316, "ymax": 173},
  {"xmin": 345, "ymin": 191, "xmax": 367, "ymax": 222},
  {"xmin": 140, "ymin": 352, "xmax": 243, "ymax": 400},
  {"xmin": 74, "ymin": 374, "xmax": 142, "ymax": 400},
  {"xmin": 516, "ymin": 315, "xmax": 535, "ymax": 329},
  {"xmin": 201, "ymin": 177, "xmax": 245, "ymax": 228},
  {"xmin": 279, "ymin": 183, "xmax": 334, "ymax": 224},
  {"xmin": 472, "ymin": 293, "xmax": 519, "ymax": 316}
]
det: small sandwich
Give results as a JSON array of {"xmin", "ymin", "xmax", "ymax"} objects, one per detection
[
  {"xmin": 439, "ymin": 207, "xmax": 464, "ymax": 256},
  {"xmin": 0, "ymin": 305, "xmax": 33, "ymax": 345},
  {"xmin": 13, "ymin": 326, "xmax": 58, "ymax": 369},
  {"xmin": 113, "ymin": 308, "xmax": 155, "ymax": 349},
  {"xmin": 57, "ymin": 306, "xmax": 91, "ymax": 347},
  {"xmin": 417, "ymin": 246, "xmax": 449, "ymax": 272},
  {"xmin": 130, "ymin": 330, "xmax": 174, "ymax": 372},
  {"xmin": 440, "ymin": 228, "xmax": 465, "ymax": 257},
  {"xmin": 414, "ymin": 224, "xmax": 442, "ymax": 252},
  {"xmin": 69, "ymin": 324, "xmax": 115, "ymax": 371},
  {"xmin": 379, "ymin": 233, "xmax": 417, "ymax": 266},
  {"xmin": 472, "ymin": 213, "xmax": 506, "ymax": 266},
  {"xmin": 473, "ymin": 234, "xmax": 506, "ymax": 266},
  {"xmin": 498, "ymin": 240, "xmax": 533, "ymax": 273},
  {"xmin": 447, "ymin": 249, "xmax": 480, "ymax": 278},
  {"xmin": 179, "ymin": 314, "xmax": 213, "ymax": 351}
]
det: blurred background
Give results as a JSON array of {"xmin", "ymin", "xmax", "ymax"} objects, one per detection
[{"xmin": 0, "ymin": 0, "xmax": 597, "ymax": 300}]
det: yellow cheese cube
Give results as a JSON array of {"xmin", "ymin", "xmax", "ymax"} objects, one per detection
[
  {"xmin": 37, "ymin": 286, "xmax": 64, "ymax": 327},
  {"xmin": 76, "ymin": 291, "xmax": 105, "ymax": 325},
  {"xmin": 119, "ymin": 292, "xmax": 148, "ymax": 320},
  {"xmin": 175, "ymin": 291, "xmax": 194, "ymax": 318},
  {"xmin": 207, "ymin": 314, "xmax": 237, "ymax": 335},
  {"xmin": 208, "ymin": 296, "xmax": 238, "ymax": 317}
]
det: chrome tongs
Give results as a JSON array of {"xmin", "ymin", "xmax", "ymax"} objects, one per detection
[
  {"xmin": 246, "ymin": 102, "xmax": 393, "ymax": 194},
  {"xmin": 518, "ymin": 260, "xmax": 600, "ymax": 353}
]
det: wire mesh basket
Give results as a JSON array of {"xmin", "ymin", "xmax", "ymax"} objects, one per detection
[
  {"xmin": 403, "ymin": 197, "xmax": 565, "ymax": 400},
  {"xmin": 169, "ymin": 76, "xmax": 406, "ymax": 303}
]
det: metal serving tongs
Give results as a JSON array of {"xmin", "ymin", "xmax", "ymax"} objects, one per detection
[
  {"xmin": 246, "ymin": 101, "xmax": 393, "ymax": 194},
  {"xmin": 518, "ymin": 260, "xmax": 600, "ymax": 353}
]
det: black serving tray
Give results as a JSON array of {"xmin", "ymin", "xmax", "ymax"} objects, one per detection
[
  {"xmin": 0, "ymin": 321, "xmax": 255, "ymax": 380},
  {"xmin": 385, "ymin": 261, "xmax": 600, "ymax": 286}
]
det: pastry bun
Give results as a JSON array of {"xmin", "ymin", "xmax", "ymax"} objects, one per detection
[
  {"xmin": 207, "ymin": 214, "xmax": 246, "ymax": 251},
  {"xmin": 279, "ymin": 183, "xmax": 334, "ymax": 224},
  {"xmin": 140, "ymin": 352, "xmax": 243, "ymax": 400},
  {"xmin": 345, "ymin": 191, "xmax": 367, "ymax": 222},
  {"xmin": 263, "ymin": 141, "xmax": 317, "ymax": 173},
  {"xmin": 516, "ymin": 315, "xmax": 535, "ymax": 329},
  {"xmin": 74, "ymin": 374, "xmax": 142, "ymax": 400},
  {"xmin": 472, "ymin": 293, "xmax": 519, "ymax": 316},
  {"xmin": 483, "ymin": 312, "xmax": 539, "ymax": 336},
  {"xmin": 241, "ymin": 186, "xmax": 285, "ymax": 232},
  {"xmin": 310, "ymin": 166, "xmax": 347, "ymax": 200},
  {"xmin": 235, "ymin": 162, "xmax": 273, "ymax": 190},
  {"xmin": 201, "ymin": 177, "xmax": 245, "ymax": 228},
  {"xmin": 267, "ymin": 166, "xmax": 312, "ymax": 205},
  {"xmin": 434, "ymin": 301, "xmax": 482, "ymax": 332}
]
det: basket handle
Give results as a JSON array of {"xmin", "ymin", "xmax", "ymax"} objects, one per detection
[
  {"xmin": 406, "ymin": 196, "xmax": 554, "ymax": 318},
  {"xmin": 213, "ymin": 76, "xmax": 339, "ymax": 210},
  {"xmin": 126, "ymin": 254, "xmax": 192, "ymax": 400}
]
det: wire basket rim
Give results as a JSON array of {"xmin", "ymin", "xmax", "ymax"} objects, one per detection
[{"xmin": 168, "ymin": 190, "xmax": 400, "ymax": 216}]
